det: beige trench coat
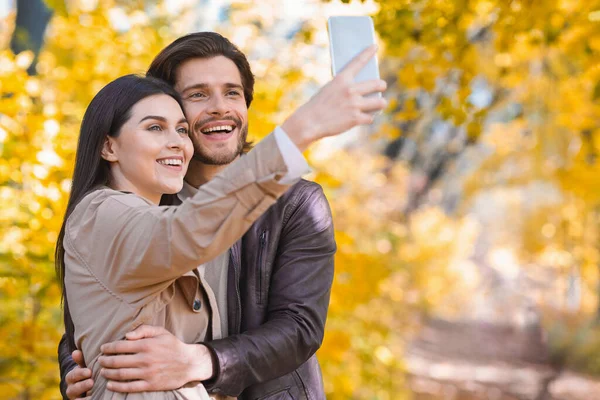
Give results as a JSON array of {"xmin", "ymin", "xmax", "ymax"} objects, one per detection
[{"xmin": 64, "ymin": 134, "xmax": 291, "ymax": 399}]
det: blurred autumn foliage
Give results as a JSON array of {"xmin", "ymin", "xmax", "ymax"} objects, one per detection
[{"xmin": 2, "ymin": 0, "xmax": 600, "ymax": 399}]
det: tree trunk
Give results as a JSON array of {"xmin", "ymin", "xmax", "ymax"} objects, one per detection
[{"xmin": 10, "ymin": 0, "xmax": 52, "ymax": 75}]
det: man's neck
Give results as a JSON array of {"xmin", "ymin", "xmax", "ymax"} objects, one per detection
[{"xmin": 184, "ymin": 158, "xmax": 230, "ymax": 188}]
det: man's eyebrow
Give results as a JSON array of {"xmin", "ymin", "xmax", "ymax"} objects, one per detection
[
  {"xmin": 181, "ymin": 83, "xmax": 208, "ymax": 93},
  {"xmin": 223, "ymin": 83, "xmax": 244, "ymax": 90},
  {"xmin": 180, "ymin": 82, "xmax": 244, "ymax": 92}
]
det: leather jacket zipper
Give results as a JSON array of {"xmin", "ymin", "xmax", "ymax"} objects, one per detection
[
  {"xmin": 257, "ymin": 230, "xmax": 267, "ymax": 305},
  {"xmin": 230, "ymin": 245, "xmax": 242, "ymax": 334}
]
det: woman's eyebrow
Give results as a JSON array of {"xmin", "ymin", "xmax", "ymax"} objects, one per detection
[
  {"xmin": 138, "ymin": 116, "xmax": 188, "ymax": 125},
  {"xmin": 139, "ymin": 115, "xmax": 167, "ymax": 123}
]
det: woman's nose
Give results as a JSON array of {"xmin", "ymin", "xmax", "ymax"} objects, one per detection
[{"xmin": 167, "ymin": 129, "xmax": 186, "ymax": 149}]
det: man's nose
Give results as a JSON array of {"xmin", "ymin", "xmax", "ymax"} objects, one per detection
[{"xmin": 207, "ymin": 94, "xmax": 229, "ymax": 116}]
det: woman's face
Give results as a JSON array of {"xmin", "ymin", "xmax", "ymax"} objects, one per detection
[{"xmin": 102, "ymin": 94, "xmax": 193, "ymax": 204}]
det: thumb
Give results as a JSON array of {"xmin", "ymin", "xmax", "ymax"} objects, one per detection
[
  {"xmin": 125, "ymin": 324, "xmax": 167, "ymax": 340},
  {"xmin": 72, "ymin": 349, "xmax": 87, "ymax": 368},
  {"xmin": 338, "ymin": 44, "xmax": 377, "ymax": 79}
]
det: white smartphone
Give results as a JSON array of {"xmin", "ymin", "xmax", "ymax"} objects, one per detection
[{"xmin": 327, "ymin": 16, "xmax": 380, "ymax": 84}]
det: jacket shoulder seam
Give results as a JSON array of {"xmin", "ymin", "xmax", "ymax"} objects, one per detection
[{"xmin": 281, "ymin": 181, "xmax": 322, "ymax": 228}]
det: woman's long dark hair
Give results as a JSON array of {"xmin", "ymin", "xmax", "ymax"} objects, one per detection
[{"xmin": 55, "ymin": 74, "xmax": 185, "ymax": 352}]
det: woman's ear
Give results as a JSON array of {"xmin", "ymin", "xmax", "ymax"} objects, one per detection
[{"xmin": 101, "ymin": 136, "xmax": 118, "ymax": 162}]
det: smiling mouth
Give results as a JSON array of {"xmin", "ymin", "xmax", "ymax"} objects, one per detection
[
  {"xmin": 200, "ymin": 125, "xmax": 236, "ymax": 135},
  {"xmin": 156, "ymin": 157, "xmax": 184, "ymax": 171},
  {"xmin": 157, "ymin": 159, "xmax": 182, "ymax": 166}
]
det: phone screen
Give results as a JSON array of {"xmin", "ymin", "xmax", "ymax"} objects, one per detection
[{"xmin": 328, "ymin": 16, "xmax": 380, "ymax": 83}]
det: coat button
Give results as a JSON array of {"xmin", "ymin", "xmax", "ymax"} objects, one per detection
[{"xmin": 193, "ymin": 299, "xmax": 201, "ymax": 311}]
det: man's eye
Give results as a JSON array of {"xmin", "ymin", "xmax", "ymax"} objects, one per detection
[
  {"xmin": 189, "ymin": 92, "xmax": 206, "ymax": 99},
  {"xmin": 227, "ymin": 91, "xmax": 241, "ymax": 96}
]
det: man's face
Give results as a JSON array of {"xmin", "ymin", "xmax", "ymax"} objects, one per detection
[{"xmin": 174, "ymin": 56, "xmax": 249, "ymax": 165}]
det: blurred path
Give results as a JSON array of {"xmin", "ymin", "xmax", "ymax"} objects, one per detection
[{"xmin": 405, "ymin": 318, "xmax": 600, "ymax": 400}]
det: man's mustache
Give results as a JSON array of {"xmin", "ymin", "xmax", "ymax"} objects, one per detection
[{"xmin": 193, "ymin": 116, "xmax": 241, "ymax": 133}]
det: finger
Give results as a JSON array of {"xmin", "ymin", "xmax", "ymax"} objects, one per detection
[
  {"xmin": 338, "ymin": 44, "xmax": 377, "ymax": 78},
  {"xmin": 125, "ymin": 324, "xmax": 167, "ymax": 340},
  {"xmin": 101, "ymin": 339, "xmax": 146, "ymax": 355},
  {"xmin": 356, "ymin": 112, "xmax": 375, "ymax": 125},
  {"xmin": 323, "ymin": 111, "xmax": 375, "ymax": 138},
  {"xmin": 72, "ymin": 350, "xmax": 86, "ymax": 368},
  {"xmin": 66, "ymin": 366, "xmax": 92, "ymax": 384},
  {"xmin": 98, "ymin": 354, "xmax": 142, "ymax": 369},
  {"xmin": 357, "ymin": 95, "xmax": 388, "ymax": 113},
  {"xmin": 353, "ymin": 79, "xmax": 387, "ymax": 96},
  {"xmin": 65, "ymin": 378, "xmax": 94, "ymax": 400},
  {"xmin": 106, "ymin": 379, "xmax": 150, "ymax": 393},
  {"xmin": 347, "ymin": 111, "xmax": 375, "ymax": 128},
  {"xmin": 101, "ymin": 367, "xmax": 143, "ymax": 382}
]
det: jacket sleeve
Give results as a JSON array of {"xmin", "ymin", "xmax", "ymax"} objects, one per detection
[
  {"xmin": 66, "ymin": 133, "xmax": 292, "ymax": 302},
  {"xmin": 203, "ymin": 185, "xmax": 336, "ymax": 397},
  {"xmin": 58, "ymin": 333, "xmax": 78, "ymax": 399}
]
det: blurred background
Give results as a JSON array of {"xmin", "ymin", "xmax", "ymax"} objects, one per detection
[{"xmin": 1, "ymin": 0, "xmax": 600, "ymax": 398}]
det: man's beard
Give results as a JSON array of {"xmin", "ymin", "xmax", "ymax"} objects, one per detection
[{"xmin": 191, "ymin": 117, "xmax": 248, "ymax": 166}]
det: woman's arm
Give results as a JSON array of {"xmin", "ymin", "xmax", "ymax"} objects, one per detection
[{"xmin": 66, "ymin": 133, "xmax": 290, "ymax": 301}]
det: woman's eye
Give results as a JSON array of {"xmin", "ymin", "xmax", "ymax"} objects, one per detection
[
  {"xmin": 148, "ymin": 125, "xmax": 162, "ymax": 131},
  {"xmin": 177, "ymin": 127, "xmax": 189, "ymax": 135},
  {"xmin": 227, "ymin": 90, "xmax": 241, "ymax": 96}
]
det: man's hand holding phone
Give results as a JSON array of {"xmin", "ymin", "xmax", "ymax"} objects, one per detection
[{"xmin": 282, "ymin": 44, "xmax": 387, "ymax": 150}]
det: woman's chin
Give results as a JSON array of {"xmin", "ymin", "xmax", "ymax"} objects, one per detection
[{"xmin": 160, "ymin": 181, "xmax": 184, "ymax": 195}]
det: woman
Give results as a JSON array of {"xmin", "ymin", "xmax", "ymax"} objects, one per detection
[{"xmin": 56, "ymin": 74, "xmax": 296, "ymax": 399}]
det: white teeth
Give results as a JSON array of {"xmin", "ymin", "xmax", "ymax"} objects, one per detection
[
  {"xmin": 201, "ymin": 125, "xmax": 234, "ymax": 133},
  {"xmin": 157, "ymin": 159, "xmax": 182, "ymax": 166}
]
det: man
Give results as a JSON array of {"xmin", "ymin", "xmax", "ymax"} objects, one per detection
[{"xmin": 59, "ymin": 32, "xmax": 386, "ymax": 399}]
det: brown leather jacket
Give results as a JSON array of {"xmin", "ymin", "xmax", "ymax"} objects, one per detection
[{"xmin": 59, "ymin": 179, "xmax": 336, "ymax": 400}]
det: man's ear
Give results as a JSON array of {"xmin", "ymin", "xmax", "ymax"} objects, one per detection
[{"xmin": 101, "ymin": 136, "xmax": 118, "ymax": 162}]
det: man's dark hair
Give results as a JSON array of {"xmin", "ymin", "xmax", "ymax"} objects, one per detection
[{"xmin": 147, "ymin": 32, "xmax": 255, "ymax": 108}]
